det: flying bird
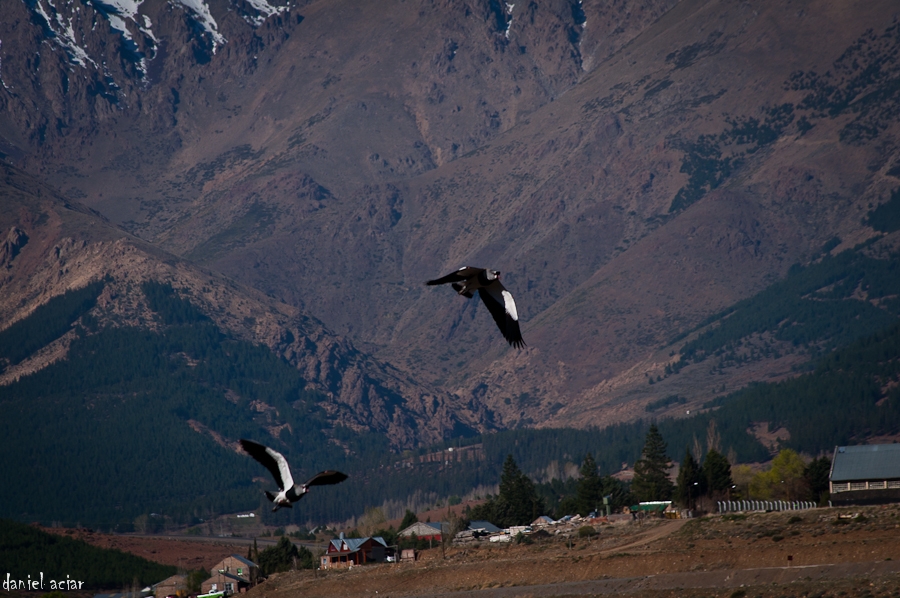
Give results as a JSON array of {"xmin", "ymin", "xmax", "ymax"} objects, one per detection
[
  {"xmin": 426, "ymin": 266, "xmax": 525, "ymax": 348},
  {"xmin": 239, "ymin": 438, "xmax": 348, "ymax": 511}
]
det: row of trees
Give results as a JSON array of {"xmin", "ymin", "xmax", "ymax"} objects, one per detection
[
  {"xmin": 469, "ymin": 427, "xmax": 673, "ymax": 525},
  {"xmin": 462, "ymin": 425, "xmax": 830, "ymax": 525},
  {"xmin": 674, "ymin": 448, "xmax": 733, "ymax": 510},
  {"xmin": 255, "ymin": 537, "xmax": 316, "ymax": 574},
  {"xmin": 733, "ymin": 449, "xmax": 831, "ymax": 505}
]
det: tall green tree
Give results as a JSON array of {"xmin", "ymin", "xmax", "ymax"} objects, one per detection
[
  {"xmin": 469, "ymin": 455, "xmax": 546, "ymax": 527},
  {"xmin": 599, "ymin": 475, "xmax": 635, "ymax": 512},
  {"xmin": 674, "ymin": 448, "xmax": 701, "ymax": 509},
  {"xmin": 575, "ymin": 453, "xmax": 602, "ymax": 515},
  {"xmin": 257, "ymin": 536, "xmax": 314, "ymax": 574},
  {"xmin": 701, "ymin": 449, "xmax": 733, "ymax": 498},
  {"xmin": 804, "ymin": 455, "xmax": 832, "ymax": 505},
  {"xmin": 186, "ymin": 570, "xmax": 209, "ymax": 593},
  {"xmin": 631, "ymin": 424, "xmax": 674, "ymax": 501},
  {"xmin": 496, "ymin": 454, "xmax": 545, "ymax": 526},
  {"xmin": 749, "ymin": 449, "xmax": 808, "ymax": 500},
  {"xmin": 399, "ymin": 509, "xmax": 418, "ymax": 531}
]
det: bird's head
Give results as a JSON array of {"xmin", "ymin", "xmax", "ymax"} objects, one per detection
[{"xmin": 488, "ymin": 269, "xmax": 500, "ymax": 280}]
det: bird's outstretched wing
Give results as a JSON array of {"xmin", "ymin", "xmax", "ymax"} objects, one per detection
[
  {"xmin": 478, "ymin": 281, "xmax": 525, "ymax": 348},
  {"xmin": 239, "ymin": 439, "xmax": 295, "ymax": 490},
  {"xmin": 304, "ymin": 470, "xmax": 349, "ymax": 487},
  {"xmin": 426, "ymin": 266, "xmax": 484, "ymax": 286}
]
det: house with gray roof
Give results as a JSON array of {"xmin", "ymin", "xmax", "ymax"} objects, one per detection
[
  {"xmin": 830, "ymin": 443, "xmax": 900, "ymax": 505},
  {"xmin": 321, "ymin": 533, "xmax": 391, "ymax": 569},
  {"xmin": 398, "ymin": 521, "xmax": 445, "ymax": 541},
  {"xmin": 467, "ymin": 520, "xmax": 501, "ymax": 534}
]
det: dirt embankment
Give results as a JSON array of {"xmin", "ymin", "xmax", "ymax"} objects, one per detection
[
  {"xmin": 48, "ymin": 504, "xmax": 900, "ymax": 598},
  {"xmin": 41, "ymin": 527, "xmax": 268, "ymax": 572},
  {"xmin": 250, "ymin": 504, "xmax": 900, "ymax": 598}
]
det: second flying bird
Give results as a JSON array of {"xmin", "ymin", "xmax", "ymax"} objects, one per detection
[{"xmin": 426, "ymin": 266, "xmax": 525, "ymax": 348}]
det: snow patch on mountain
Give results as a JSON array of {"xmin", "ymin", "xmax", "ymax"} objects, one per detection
[
  {"xmin": 30, "ymin": 0, "xmax": 97, "ymax": 68},
  {"xmin": 21, "ymin": 0, "xmax": 289, "ymax": 73},
  {"xmin": 176, "ymin": 0, "xmax": 226, "ymax": 50},
  {"xmin": 243, "ymin": 0, "xmax": 289, "ymax": 27}
]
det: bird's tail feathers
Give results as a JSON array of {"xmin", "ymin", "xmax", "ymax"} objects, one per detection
[{"xmin": 265, "ymin": 491, "xmax": 276, "ymax": 503}]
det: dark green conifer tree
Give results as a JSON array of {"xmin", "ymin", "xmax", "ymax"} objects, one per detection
[
  {"xmin": 399, "ymin": 509, "xmax": 418, "ymax": 531},
  {"xmin": 631, "ymin": 424, "xmax": 674, "ymax": 501},
  {"xmin": 674, "ymin": 448, "xmax": 701, "ymax": 509},
  {"xmin": 495, "ymin": 454, "xmax": 545, "ymax": 527},
  {"xmin": 599, "ymin": 476, "xmax": 635, "ymax": 512},
  {"xmin": 258, "ymin": 536, "xmax": 315, "ymax": 575},
  {"xmin": 701, "ymin": 449, "xmax": 733, "ymax": 499},
  {"xmin": 804, "ymin": 455, "xmax": 832, "ymax": 505},
  {"xmin": 468, "ymin": 455, "xmax": 546, "ymax": 527},
  {"xmin": 575, "ymin": 453, "xmax": 602, "ymax": 515}
]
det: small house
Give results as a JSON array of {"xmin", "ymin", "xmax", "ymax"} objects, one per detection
[
  {"xmin": 830, "ymin": 444, "xmax": 900, "ymax": 505},
  {"xmin": 200, "ymin": 555, "xmax": 258, "ymax": 596},
  {"xmin": 320, "ymin": 533, "xmax": 390, "ymax": 569},
  {"xmin": 398, "ymin": 521, "xmax": 444, "ymax": 541},
  {"xmin": 153, "ymin": 575, "xmax": 187, "ymax": 598},
  {"xmin": 531, "ymin": 515, "xmax": 555, "ymax": 528},
  {"xmin": 466, "ymin": 520, "xmax": 501, "ymax": 534}
]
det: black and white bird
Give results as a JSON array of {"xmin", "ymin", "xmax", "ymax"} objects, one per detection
[
  {"xmin": 426, "ymin": 266, "xmax": 525, "ymax": 348},
  {"xmin": 239, "ymin": 439, "xmax": 348, "ymax": 512}
]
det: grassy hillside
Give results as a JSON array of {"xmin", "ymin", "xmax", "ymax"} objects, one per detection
[{"xmin": 0, "ymin": 519, "xmax": 175, "ymax": 589}]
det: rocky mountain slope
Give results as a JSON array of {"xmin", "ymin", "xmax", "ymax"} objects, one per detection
[
  {"xmin": 0, "ymin": 163, "xmax": 484, "ymax": 448},
  {"xmin": 2, "ymin": 0, "xmax": 900, "ymax": 440}
]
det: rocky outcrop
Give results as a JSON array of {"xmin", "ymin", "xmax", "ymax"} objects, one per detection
[{"xmin": 0, "ymin": 227, "xmax": 28, "ymax": 268}]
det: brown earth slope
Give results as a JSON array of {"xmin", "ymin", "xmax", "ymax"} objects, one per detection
[{"xmin": 248, "ymin": 505, "xmax": 900, "ymax": 598}]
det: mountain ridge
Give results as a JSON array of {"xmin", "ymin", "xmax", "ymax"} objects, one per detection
[
  {"xmin": 2, "ymin": 0, "xmax": 900, "ymax": 439},
  {"xmin": 0, "ymin": 162, "xmax": 486, "ymax": 448}
]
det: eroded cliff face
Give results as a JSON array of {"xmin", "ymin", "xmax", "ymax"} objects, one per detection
[{"xmin": 0, "ymin": 163, "xmax": 487, "ymax": 449}]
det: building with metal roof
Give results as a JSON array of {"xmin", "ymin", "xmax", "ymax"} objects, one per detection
[
  {"xmin": 321, "ymin": 533, "xmax": 390, "ymax": 569},
  {"xmin": 398, "ymin": 521, "xmax": 445, "ymax": 541},
  {"xmin": 467, "ymin": 520, "xmax": 501, "ymax": 534},
  {"xmin": 830, "ymin": 444, "xmax": 900, "ymax": 505}
]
